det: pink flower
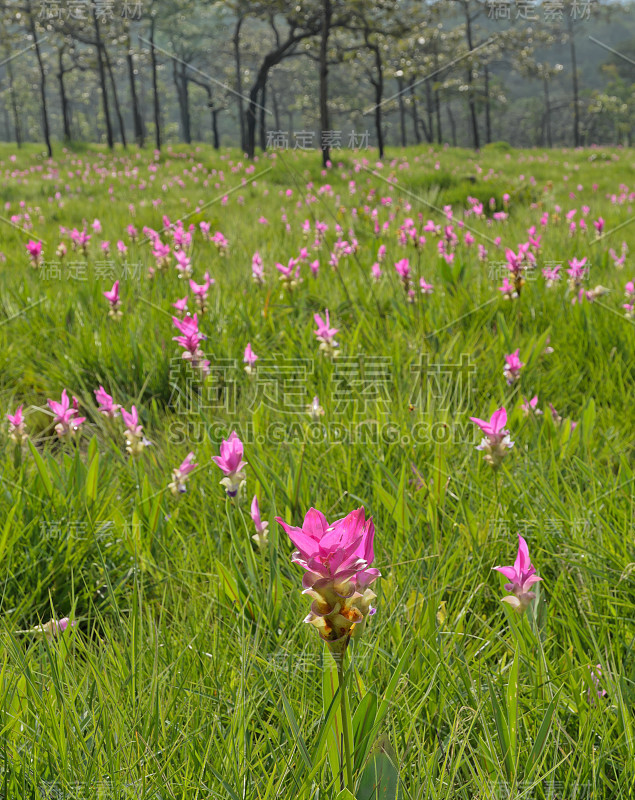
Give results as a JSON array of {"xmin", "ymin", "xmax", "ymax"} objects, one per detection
[
  {"xmin": 503, "ymin": 349, "xmax": 524, "ymax": 385},
  {"xmin": 542, "ymin": 265, "xmax": 561, "ymax": 287},
  {"xmin": 94, "ymin": 386, "xmax": 120, "ymax": 418},
  {"xmin": 26, "ymin": 240, "xmax": 43, "ymax": 266},
  {"xmin": 7, "ymin": 405, "xmax": 27, "ymax": 443},
  {"xmin": 172, "ymin": 314, "xmax": 210, "ymax": 375},
  {"xmin": 593, "ymin": 217, "xmax": 604, "ymax": 236},
  {"xmin": 493, "ymin": 534, "xmax": 542, "ymax": 613},
  {"xmin": 314, "ymin": 310, "xmax": 339, "ymax": 356},
  {"xmin": 276, "ymin": 507, "xmax": 380, "ymax": 649},
  {"xmin": 371, "ymin": 262, "xmax": 382, "ymax": 281},
  {"xmin": 521, "ymin": 396, "xmax": 542, "ymax": 416},
  {"xmin": 469, "ymin": 407, "xmax": 514, "ymax": 468},
  {"xmin": 499, "ymin": 276, "xmax": 517, "ymax": 300},
  {"xmin": 252, "ymin": 251, "xmax": 265, "ymax": 284},
  {"xmin": 103, "ymin": 280, "xmax": 122, "ymax": 318},
  {"xmin": 172, "ymin": 296, "xmax": 188, "ymax": 313},
  {"xmin": 250, "ymin": 496, "xmax": 269, "ymax": 546},
  {"xmin": 419, "ymin": 277, "xmax": 434, "ymax": 295},
  {"xmin": 121, "ymin": 405, "xmax": 149, "ymax": 457},
  {"xmin": 169, "ymin": 451, "xmax": 198, "ymax": 495},
  {"xmin": 244, "ymin": 342, "xmax": 258, "ymax": 374},
  {"xmin": 394, "ymin": 258, "xmax": 411, "ymax": 287},
  {"xmin": 47, "ymin": 389, "xmax": 86, "ymax": 438},
  {"xmin": 212, "ymin": 431, "xmax": 247, "ymax": 496}
]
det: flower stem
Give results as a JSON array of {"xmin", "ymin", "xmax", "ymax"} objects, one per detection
[{"xmin": 337, "ymin": 648, "xmax": 355, "ymax": 792}]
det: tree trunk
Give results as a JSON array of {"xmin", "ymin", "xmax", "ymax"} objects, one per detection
[
  {"xmin": 127, "ymin": 49, "xmax": 144, "ymax": 147},
  {"xmin": 271, "ymin": 82, "xmax": 281, "ymax": 131},
  {"xmin": 233, "ymin": 15, "xmax": 246, "ymax": 152},
  {"xmin": 105, "ymin": 47, "xmax": 127, "ymax": 148},
  {"xmin": 246, "ymin": 29, "xmax": 316, "ymax": 159},
  {"xmin": 463, "ymin": 4, "xmax": 479, "ymax": 150},
  {"xmin": 150, "ymin": 14, "xmax": 161, "ymax": 150},
  {"xmin": 173, "ymin": 60, "xmax": 192, "ymax": 144},
  {"xmin": 94, "ymin": 10, "xmax": 114, "ymax": 149},
  {"xmin": 319, "ymin": 0, "xmax": 332, "ymax": 166},
  {"xmin": 484, "ymin": 64, "xmax": 491, "ymax": 144},
  {"xmin": 397, "ymin": 76, "xmax": 407, "ymax": 147},
  {"xmin": 57, "ymin": 52, "xmax": 71, "ymax": 141},
  {"xmin": 425, "ymin": 77, "xmax": 434, "ymax": 142},
  {"xmin": 259, "ymin": 84, "xmax": 267, "ymax": 151},
  {"xmin": 368, "ymin": 39, "xmax": 384, "ymax": 159},
  {"xmin": 27, "ymin": 4, "xmax": 52, "ymax": 157},
  {"xmin": 447, "ymin": 102, "xmax": 457, "ymax": 147},
  {"xmin": 408, "ymin": 78, "xmax": 421, "ymax": 144},
  {"xmin": 567, "ymin": 15, "xmax": 580, "ymax": 147}
]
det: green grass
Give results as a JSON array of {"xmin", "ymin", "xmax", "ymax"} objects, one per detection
[{"xmin": 0, "ymin": 142, "xmax": 634, "ymax": 799}]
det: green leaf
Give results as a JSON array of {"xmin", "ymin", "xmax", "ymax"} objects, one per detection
[
  {"xmin": 86, "ymin": 450, "xmax": 99, "ymax": 503},
  {"xmin": 357, "ymin": 741, "xmax": 401, "ymax": 800},
  {"xmin": 28, "ymin": 439, "xmax": 53, "ymax": 498},
  {"xmin": 323, "ymin": 653, "xmax": 345, "ymax": 788},
  {"xmin": 336, "ymin": 790, "xmax": 357, "ymax": 800},
  {"xmin": 506, "ymin": 645, "xmax": 520, "ymax": 764},
  {"xmin": 526, "ymin": 688, "xmax": 561, "ymax": 778},
  {"xmin": 353, "ymin": 691, "xmax": 378, "ymax": 773}
]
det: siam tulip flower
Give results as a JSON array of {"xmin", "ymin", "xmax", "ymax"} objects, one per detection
[
  {"xmin": 310, "ymin": 259, "xmax": 320, "ymax": 277},
  {"xmin": 377, "ymin": 243, "xmax": 386, "ymax": 262},
  {"xmin": 276, "ymin": 506, "xmax": 380, "ymax": 654},
  {"xmin": 419, "ymin": 277, "xmax": 434, "ymax": 295},
  {"xmin": 503, "ymin": 349, "xmax": 524, "ymax": 385},
  {"xmin": 175, "ymin": 249, "xmax": 192, "ymax": 277},
  {"xmin": 314, "ymin": 310, "xmax": 339, "ymax": 357},
  {"xmin": 567, "ymin": 257, "xmax": 587, "ymax": 293},
  {"xmin": 92, "ymin": 218, "xmax": 102, "ymax": 234},
  {"xmin": 469, "ymin": 407, "xmax": 514, "ymax": 469},
  {"xmin": 152, "ymin": 240, "xmax": 171, "ymax": 272},
  {"xmin": 548, "ymin": 403, "xmax": 578, "ymax": 430},
  {"xmin": 116, "ymin": 240, "xmax": 127, "ymax": 255},
  {"xmin": 190, "ymin": 275, "xmax": 213, "ymax": 313},
  {"xmin": 172, "ymin": 296, "xmax": 188, "ymax": 314},
  {"xmin": 172, "ymin": 314, "xmax": 210, "ymax": 375},
  {"xmin": 103, "ymin": 280, "xmax": 122, "ymax": 319},
  {"xmin": 521, "ymin": 396, "xmax": 543, "ymax": 416},
  {"xmin": 127, "ymin": 224, "xmax": 138, "ymax": 241},
  {"xmin": 169, "ymin": 451, "xmax": 198, "ymax": 495},
  {"xmin": 243, "ymin": 342, "xmax": 258, "ymax": 375},
  {"xmin": 25, "ymin": 616, "xmax": 77, "ymax": 641},
  {"xmin": 493, "ymin": 534, "xmax": 542, "ymax": 614},
  {"xmin": 252, "ymin": 251, "xmax": 265, "ymax": 284},
  {"xmin": 394, "ymin": 258, "xmax": 411, "ymax": 289},
  {"xmin": 94, "ymin": 386, "xmax": 120, "ymax": 418},
  {"xmin": 542, "ymin": 264, "xmax": 561, "ymax": 287},
  {"xmin": 26, "ymin": 240, "xmax": 43, "ymax": 267},
  {"xmin": 121, "ymin": 405, "xmax": 150, "ymax": 457},
  {"xmin": 307, "ymin": 395, "xmax": 325, "ymax": 421},
  {"xmin": 250, "ymin": 496, "xmax": 269, "ymax": 547},
  {"xmin": 47, "ymin": 389, "xmax": 86, "ymax": 438},
  {"xmin": 499, "ymin": 276, "xmax": 517, "ymax": 300},
  {"xmin": 56, "ymin": 241, "xmax": 67, "ymax": 259},
  {"xmin": 7, "ymin": 405, "xmax": 27, "ymax": 444},
  {"xmin": 371, "ymin": 262, "xmax": 382, "ymax": 281},
  {"xmin": 276, "ymin": 258, "xmax": 301, "ymax": 290},
  {"xmin": 588, "ymin": 664, "xmax": 608, "ymax": 704},
  {"xmin": 212, "ymin": 431, "xmax": 247, "ymax": 497},
  {"xmin": 593, "ymin": 217, "xmax": 604, "ymax": 237},
  {"xmin": 101, "ymin": 241, "xmax": 111, "ymax": 255},
  {"xmin": 211, "ymin": 231, "xmax": 228, "ymax": 254}
]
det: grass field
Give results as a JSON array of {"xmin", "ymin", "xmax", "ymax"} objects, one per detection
[{"xmin": 0, "ymin": 141, "xmax": 634, "ymax": 799}]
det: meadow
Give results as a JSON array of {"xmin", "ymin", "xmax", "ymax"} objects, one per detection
[{"xmin": 0, "ymin": 141, "xmax": 634, "ymax": 799}]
